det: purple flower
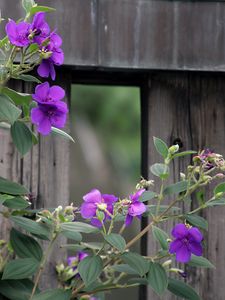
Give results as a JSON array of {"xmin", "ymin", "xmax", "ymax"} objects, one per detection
[
  {"xmin": 6, "ymin": 20, "xmax": 31, "ymax": 47},
  {"xmin": 169, "ymin": 223, "xmax": 203, "ymax": 263},
  {"xmin": 80, "ymin": 189, "xmax": 118, "ymax": 227},
  {"xmin": 125, "ymin": 189, "xmax": 146, "ymax": 226},
  {"xmin": 32, "ymin": 82, "xmax": 65, "ymax": 104},
  {"xmin": 31, "ymin": 102, "xmax": 68, "ymax": 135},
  {"xmin": 67, "ymin": 252, "xmax": 88, "ymax": 274},
  {"xmin": 31, "ymin": 12, "xmax": 50, "ymax": 42},
  {"xmin": 37, "ymin": 32, "xmax": 64, "ymax": 80}
]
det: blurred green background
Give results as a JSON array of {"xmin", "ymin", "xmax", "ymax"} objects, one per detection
[{"xmin": 69, "ymin": 84, "xmax": 141, "ymax": 300}]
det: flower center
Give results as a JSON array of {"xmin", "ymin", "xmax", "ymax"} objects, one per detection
[{"xmin": 97, "ymin": 203, "xmax": 107, "ymax": 211}]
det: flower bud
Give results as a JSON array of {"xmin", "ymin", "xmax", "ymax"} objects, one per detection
[
  {"xmin": 180, "ymin": 172, "xmax": 186, "ymax": 180},
  {"xmin": 40, "ymin": 50, "xmax": 52, "ymax": 59},
  {"xmin": 168, "ymin": 144, "xmax": 179, "ymax": 154},
  {"xmin": 215, "ymin": 173, "xmax": 225, "ymax": 179},
  {"xmin": 162, "ymin": 259, "xmax": 172, "ymax": 268},
  {"xmin": 96, "ymin": 210, "xmax": 105, "ymax": 222}
]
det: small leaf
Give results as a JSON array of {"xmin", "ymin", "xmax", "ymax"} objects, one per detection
[
  {"xmin": 148, "ymin": 262, "xmax": 168, "ymax": 295},
  {"xmin": 152, "ymin": 226, "xmax": 169, "ymax": 250},
  {"xmin": 60, "ymin": 230, "xmax": 82, "ymax": 242},
  {"xmin": 2, "ymin": 258, "xmax": 39, "ymax": 279},
  {"xmin": 30, "ymin": 5, "xmax": 55, "ymax": 15},
  {"xmin": 0, "ymin": 177, "xmax": 28, "ymax": 195},
  {"xmin": 121, "ymin": 252, "xmax": 149, "ymax": 277},
  {"xmin": 32, "ymin": 289, "xmax": 72, "ymax": 300},
  {"xmin": 163, "ymin": 181, "xmax": 188, "ymax": 196},
  {"xmin": 60, "ymin": 222, "xmax": 99, "ymax": 234},
  {"xmin": 153, "ymin": 137, "xmax": 168, "ymax": 159},
  {"xmin": 11, "ymin": 121, "xmax": 33, "ymax": 156},
  {"xmin": 3, "ymin": 87, "xmax": 32, "ymax": 106},
  {"xmin": 150, "ymin": 163, "xmax": 169, "ymax": 180},
  {"xmin": 173, "ymin": 151, "xmax": 197, "ymax": 159},
  {"xmin": 188, "ymin": 255, "xmax": 215, "ymax": 268},
  {"xmin": 0, "ymin": 94, "xmax": 21, "ymax": 124},
  {"xmin": 10, "ymin": 228, "xmax": 43, "ymax": 260},
  {"xmin": 22, "ymin": 0, "xmax": 35, "ymax": 13},
  {"xmin": 16, "ymin": 74, "xmax": 41, "ymax": 83},
  {"xmin": 51, "ymin": 127, "xmax": 75, "ymax": 143},
  {"xmin": 78, "ymin": 256, "xmax": 103, "ymax": 286},
  {"xmin": 0, "ymin": 36, "xmax": 9, "ymax": 48},
  {"xmin": 168, "ymin": 277, "xmax": 201, "ymax": 300},
  {"xmin": 206, "ymin": 198, "xmax": 225, "ymax": 207},
  {"xmin": 139, "ymin": 191, "xmax": 157, "ymax": 202},
  {"xmin": 10, "ymin": 216, "xmax": 51, "ymax": 238},
  {"xmin": 214, "ymin": 182, "xmax": 225, "ymax": 195},
  {"xmin": 111, "ymin": 264, "xmax": 138, "ymax": 275},
  {"xmin": 3, "ymin": 196, "xmax": 30, "ymax": 209},
  {"xmin": 127, "ymin": 278, "xmax": 149, "ymax": 285},
  {"xmin": 104, "ymin": 233, "xmax": 126, "ymax": 253},
  {"xmin": 185, "ymin": 214, "xmax": 208, "ymax": 230}
]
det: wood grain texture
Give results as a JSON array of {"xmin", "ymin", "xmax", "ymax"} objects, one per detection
[
  {"xmin": 146, "ymin": 72, "xmax": 225, "ymax": 299},
  {"xmin": 2, "ymin": 0, "xmax": 225, "ymax": 70}
]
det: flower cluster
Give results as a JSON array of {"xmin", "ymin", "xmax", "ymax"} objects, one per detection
[
  {"xmin": 80, "ymin": 188, "xmax": 146, "ymax": 227},
  {"xmin": 193, "ymin": 149, "xmax": 225, "ymax": 171},
  {"xmin": 6, "ymin": 12, "xmax": 64, "ymax": 80},
  {"xmin": 67, "ymin": 251, "xmax": 88, "ymax": 275}
]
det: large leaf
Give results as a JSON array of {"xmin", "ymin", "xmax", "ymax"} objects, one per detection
[
  {"xmin": 148, "ymin": 262, "xmax": 168, "ymax": 295},
  {"xmin": 10, "ymin": 216, "xmax": 51, "ymax": 238},
  {"xmin": 0, "ymin": 177, "xmax": 28, "ymax": 195},
  {"xmin": 2, "ymin": 258, "xmax": 39, "ymax": 279},
  {"xmin": 32, "ymin": 289, "xmax": 72, "ymax": 300},
  {"xmin": 153, "ymin": 137, "xmax": 168, "ymax": 159},
  {"xmin": 121, "ymin": 252, "xmax": 149, "ymax": 277},
  {"xmin": 188, "ymin": 255, "xmax": 215, "ymax": 268},
  {"xmin": 152, "ymin": 226, "xmax": 169, "ymax": 250},
  {"xmin": 163, "ymin": 181, "xmax": 188, "ymax": 196},
  {"xmin": 10, "ymin": 228, "xmax": 43, "ymax": 260},
  {"xmin": 0, "ymin": 279, "xmax": 36, "ymax": 300},
  {"xmin": 214, "ymin": 182, "xmax": 225, "ymax": 196},
  {"xmin": 185, "ymin": 214, "xmax": 208, "ymax": 230},
  {"xmin": 111, "ymin": 264, "xmax": 138, "ymax": 275},
  {"xmin": 3, "ymin": 87, "xmax": 32, "ymax": 106},
  {"xmin": 139, "ymin": 191, "xmax": 157, "ymax": 202},
  {"xmin": 78, "ymin": 256, "xmax": 103, "ymax": 286},
  {"xmin": 3, "ymin": 196, "xmax": 30, "ymax": 209},
  {"xmin": 11, "ymin": 121, "xmax": 33, "ymax": 156},
  {"xmin": 104, "ymin": 233, "xmax": 126, "ymax": 253},
  {"xmin": 167, "ymin": 277, "xmax": 201, "ymax": 300},
  {"xmin": 150, "ymin": 163, "xmax": 169, "ymax": 180},
  {"xmin": 60, "ymin": 222, "xmax": 99, "ymax": 234},
  {"xmin": 0, "ymin": 94, "xmax": 21, "ymax": 124},
  {"xmin": 173, "ymin": 151, "xmax": 197, "ymax": 159},
  {"xmin": 60, "ymin": 230, "xmax": 82, "ymax": 242}
]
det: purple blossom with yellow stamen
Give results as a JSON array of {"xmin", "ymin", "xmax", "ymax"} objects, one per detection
[
  {"xmin": 6, "ymin": 20, "xmax": 31, "ymax": 47},
  {"xmin": 124, "ymin": 189, "xmax": 146, "ymax": 226}
]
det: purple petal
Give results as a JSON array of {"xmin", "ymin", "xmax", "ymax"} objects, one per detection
[
  {"xmin": 37, "ymin": 60, "xmax": 51, "ymax": 78},
  {"xmin": 67, "ymin": 256, "xmax": 77, "ymax": 266},
  {"xmin": 130, "ymin": 189, "xmax": 145, "ymax": 202},
  {"xmin": 125, "ymin": 214, "xmax": 133, "ymax": 226},
  {"xmin": 50, "ymin": 32, "xmax": 63, "ymax": 48},
  {"xmin": 91, "ymin": 218, "xmax": 103, "ymax": 228},
  {"xmin": 33, "ymin": 82, "xmax": 49, "ymax": 102},
  {"xmin": 49, "ymin": 85, "xmax": 65, "ymax": 101},
  {"xmin": 83, "ymin": 189, "xmax": 102, "ymax": 203},
  {"xmin": 169, "ymin": 239, "xmax": 183, "ymax": 254},
  {"xmin": 188, "ymin": 227, "xmax": 203, "ymax": 242},
  {"xmin": 128, "ymin": 201, "xmax": 146, "ymax": 216},
  {"xmin": 51, "ymin": 48, "xmax": 64, "ymax": 65},
  {"xmin": 32, "ymin": 12, "xmax": 50, "ymax": 36},
  {"xmin": 171, "ymin": 224, "xmax": 188, "ymax": 239},
  {"xmin": 78, "ymin": 252, "xmax": 88, "ymax": 261},
  {"xmin": 50, "ymin": 111, "xmax": 67, "ymax": 128},
  {"xmin": 31, "ymin": 107, "xmax": 44, "ymax": 124},
  {"xmin": 189, "ymin": 241, "xmax": 203, "ymax": 256},
  {"xmin": 175, "ymin": 244, "xmax": 191, "ymax": 263},
  {"xmin": 37, "ymin": 117, "xmax": 51, "ymax": 135},
  {"xmin": 49, "ymin": 61, "xmax": 56, "ymax": 80},
  {"xmin": 102, "ymin": 194, "xmax": 118, "ymax": 204},
  {"xmin": 80, "ymin": 202, "xmax": 97, "ymax": 218}
]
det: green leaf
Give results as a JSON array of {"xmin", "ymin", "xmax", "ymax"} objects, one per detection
[
  {"xmin": 173, "ymin": 150, "xmax": 197, "ymax": 159},
  {"xmin": 32, "ymin": 289, "xmax": 72, "ymax": 300},
  {"xmin": 3, "ymin": 87, "xmax": 32, "ymax": 106},
  {"xmin": 81, "ymin": 242, "xmax": 104, "ymax": 250},
  {"xmin": 3, "ymin": 196, "xmax": 30, "ymax": 209},
  {"xmin": 16, "ymin": 74, "xmax": 41, "ymax": 83},
  {"xmin": 153, "ymin": 137, "xmax": 168, "ymax": 159},
  {"xmin": 152, "ymin": 226, "xmax": 169, "ymax": 250},
  {"xmin": 22, "ymin": 0, "xmax": 35, "ymax": 13},
  {"xmin": 10, "ymin": 228, "xmax": 43, "ymax": 260},
  {"xmin": 185, "ymin": 214, "xmax": 208, "ymax": 230},
  {"xmin": 206, "ymin": 198, "xmax": 225, "ymax": 207},
  {"xmin": 60, "ymin": 222, "xmax": 99, "ymax": 234},
  {"xmin": 148, "ymin": 262, "xmax": 168, "ymax": 295},
  {"xmin": 78, "ymin": 256, "xmax": 103, "ymax": 286},
  {"xmin": 188, "ymin": 255, "xmax": 215, "ymax": 268},
  {"xmin": 51, "ymin": 127, "xmax": 75, "ymax": 143},
  {"xmin": 127, "ymin": 278, "xmax": 149, "ymax": 285},
  {"xmin": 163, "ymin": 181, "xmax": 188, "ymax": 196},
  {"xmin": 0, "ymin": 36, "xmax": 9, "ymax": 48},
  {"xmin": 121, "ymin": 252, "xmax": 149, "ymax": 277},
  {"xmin": 104, "ymin": 233, "xmax": 126, "ymax": 253},
  {"xmin": 30, "ymin": 5, "xmax": 55, "ymax": 15},
  {"xmin": 168, "ymin": 277, "xmax": 201, "ymax": 300},
  {"xmin": 0, "ymin": 279, "xmax": 36, "ymax": 300},
  {"xmin": 111, "ymin": 264, "xmax": 138, "ymax": 275},
  {"xmin": 0, "ymin": 177, "xmax": 28, "ymax": 195},
  {"xmin": 150, "ymin": 163, "xmax": 169, "ymax": 180},
  {"xmin": 60, "ymin": 230, "xmax": 82, "ymax": 242},
  {"xmin": 214, "ymin": 182, "xmax": 225, "ymax": 195},
  {"xmin": 139, "ymin": 191, "xmax": 157, "ymax": 202},
  {"xmin": 11, "ymin": 121, "xmax": 33, "ymax": 155},
  {"xmin": 10, "ymin": 216, "xmax": 51, "ymax": 238},
  {"xmin": 0, "ymin": 94, "xmax": 21, "ymax": 124},
  {"xmin": 2, "ymin": 258, "xmax": 39, "ymax": 279}
]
